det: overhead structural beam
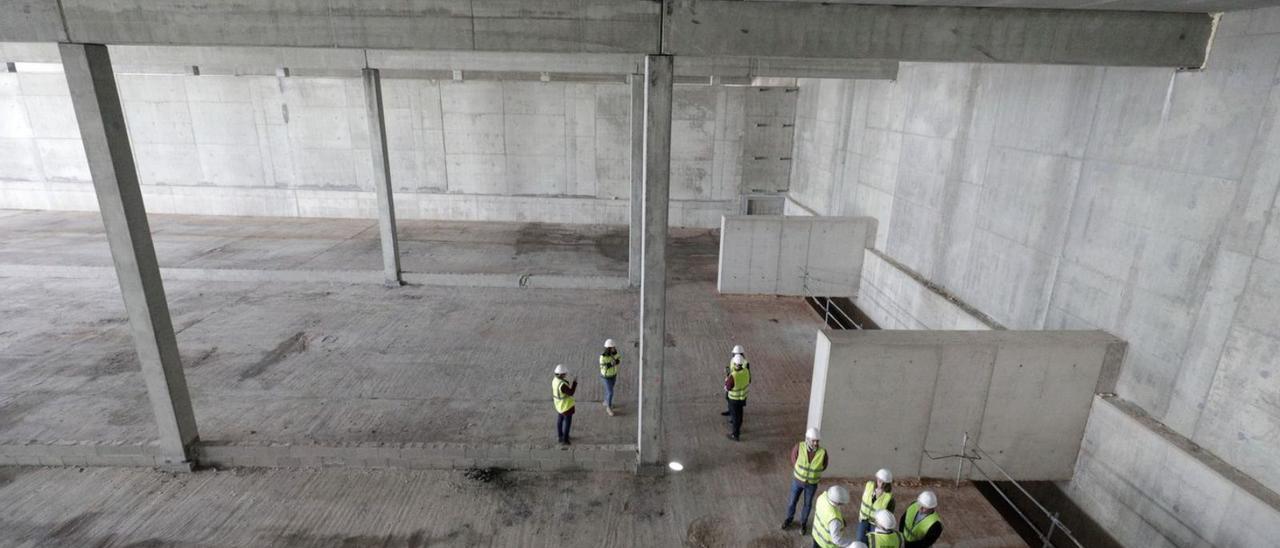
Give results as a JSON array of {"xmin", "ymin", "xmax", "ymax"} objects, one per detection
[
  {"xmin": 1, "ymin": 0, "xmax": 1211, "ymax": 68},
  {"xmin": 59, "ymin": 42, "xmax": 199, "ymax": 465},
  {"xmin": 663, "ymin": 1, "xmax": 1214, "ymax": 68},
  {"xmin": 0, "ymin": 0, "xmax": 659, "ymax": 53}
]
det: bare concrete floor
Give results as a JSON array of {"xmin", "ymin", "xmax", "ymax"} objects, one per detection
[{"xmin": 0, "ymin": 210, "xmax": 1025, "ymax": 547}]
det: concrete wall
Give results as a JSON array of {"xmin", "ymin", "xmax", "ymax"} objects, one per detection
[
  {"xmin": 717, "ymin": 215, "xmax": 876, "ymax": 296},
  {"xmin": 0, "ymin": 49, "xmax": 798, "ymax": 227},
  {"xmin": 858, "ymin": 249, "xmax": 1002, "ymax": 331},
  {"xmin": 787, "ymin": 6, "xmax": 1280, "ymax": 544},
  {"xmin": 809, "ymin": 330, "xmax": 1125, "ymax": 481}
]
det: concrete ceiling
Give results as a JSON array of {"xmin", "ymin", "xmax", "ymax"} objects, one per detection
[{"xmin": 757, "ymin": 0, "xmax": 1279, "ymax": 13}]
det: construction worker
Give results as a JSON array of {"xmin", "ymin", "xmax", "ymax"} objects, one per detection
[
  {"xmin": 599, "ymin": 338, "xmax": 620, "ymax": 416},
  {"xmin": 868, "ymin": 510, "xmax": 904, "ymax": 548},
  {"xmin": 721, "ymin": 344, "xmax": 749, "ymax": 417},
  {"xmin": 900, "ymin": 491, "xmax": 943, "ymax": 548},
  {"xmin": 552, "ymin": 365, "xmax": 577, "ymax": 446},
  {"xmin": 783, "ymin": 427, "xmax": 829, "ymax": 535},
  {"xmin": 857, "ymin": 468, "xmax": 895, "ymax": 543},
  {"xmin": 723, "ymin": 355, "xmax": 750, "ymax": 441},
  {"xmin": 811, "ymin": 485, "xmax": 855, "ymax": 547}
]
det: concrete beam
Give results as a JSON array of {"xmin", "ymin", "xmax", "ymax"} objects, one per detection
[
  {"xmin": 637, "ymin": 55, "xmax": 673, "ymax": 468},
  {"xmin": 58, "ymin": 42, "xmax": 198, "ymax": 463},
  {"xmin": 3, "ymin": 1, "xmax": 1212, "ymax": 68},
  {"xmin": 361, "ymin": 68, "xmax": 403, "ymax": 287},
  {"xmin": 663, "ymin": 1, "xmax": 1214, "ymax": 68},
  {"xmin": 38, "ymin": 0, "xmax": 660, "ymax": 53},
  {"xmin": 628, "ymin": 74, "xmax": 643, "ymax": 289}
]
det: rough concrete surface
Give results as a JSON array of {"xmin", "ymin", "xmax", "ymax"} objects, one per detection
[
  {"xmin": 0, "ymin": 209, "xmax": 1025, "ymax": 546},
  {"xmin": 0, "ymin": 69, "xmax": 788, "ymax": 228},
  {"xmin": 786, "ymin": 6, "xmax": 1280, "ymax": 544}
]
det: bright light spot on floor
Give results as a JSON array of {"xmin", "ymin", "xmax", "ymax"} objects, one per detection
[{"xmin": 668, "ymin": 461, "xmax": 684, "ymax": 472}]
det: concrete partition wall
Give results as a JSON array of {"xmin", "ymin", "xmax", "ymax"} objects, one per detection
[
  {"xmin": 810, "ymin": 330, "xmax": 1126, "ymax": 480},
  {"xmin": 717, "ymin": 215, "xmax": 875, "ymax": 296}
]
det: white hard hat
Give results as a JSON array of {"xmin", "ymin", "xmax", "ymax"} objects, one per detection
[
  {"xmin": 827, "ymin": 485, "xmax": 850, "ymax": 505},
  {"xmin": 731, "ymin": 355, "xmax": 745, "ymax": 365},
  {"xmin": 874, "ymin": 509, "xmax": 897, "ymax": 530},
  {"xmin": 554, "ymin": 364, "xmax": 568, "ymax": 375},
  {"xmin": 805, "ymin": 427, "xmax": 820, "ymax": 440},
  {"xmin": 875, "ymin": 468, "xmax": 893, "ymax": 483},
  {"xmin": 604, "ymin": 338, "xmax": 615, "ymax": 348},
  {"xmin": 732, "ymin": 344, "xmax": 744, "ymax": 354},
  {"xmin": 918, "ymin": 490, "xmax": 938, "ymax": 509}
]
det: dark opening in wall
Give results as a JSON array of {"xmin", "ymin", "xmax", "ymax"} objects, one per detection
[
  {"xmin": 805, "ymin": 296, "xmax": 879, "ymax": 330},
  {"xmin": 975, "ymin": 480, "xmax": 1121, "ymax": 548}
]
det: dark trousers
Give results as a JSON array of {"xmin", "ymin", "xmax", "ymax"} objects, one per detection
[
  {"xmin": 785, "ymin": 479, "xmax": 819, "ymax": 527},
  {"xmin": 728, "ymin": 399, "xmax": 745, "ymax": 438},
  {"xmin": 556, "ymin": 413, "xmax": 573, "ymax": 442},
  {"xmin": 855, "ymin": 520, "xmax": 871, "ymax": 543}
]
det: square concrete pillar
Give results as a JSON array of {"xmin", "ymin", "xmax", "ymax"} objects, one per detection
[
  {"xmin": 362, "ymin": 68, "xmax": 403, "ymax": 286},
  {"xmin": 59, "ymin": 43, "xmax": 198, "ymax": 463},
  {"xmin": 628, "ymin": 73, "xmax": 644, "ymax": 289},
  {"xmin": 637, "ymin": 55, "xmax": 673, "ymax": 467}
]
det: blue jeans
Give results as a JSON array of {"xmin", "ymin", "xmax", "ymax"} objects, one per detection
[
  {"xmin": 601, "ymin": 375, "xmax": 616, "ymax": 408},
  {"xmin": 785, "ymin": 479, "xmax": 819, "ymax": 527},
  {"xmin": 855, "ymin": 520, "xmax": 871, "ymax": 543},
  {"xmin": 556, "ymin": 413, "xmax": 573, "ymax": 442}
]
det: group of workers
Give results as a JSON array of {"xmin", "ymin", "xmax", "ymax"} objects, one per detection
[
  {"xmin": 550, "ymin": 338, "xmax": 622, "ymax": 445},
  {"xmin": 550, "ymin": 340, "xmax": 752, "ymax": 444},
  {"xmin": 784, "ymin": 428, "xmax": 943, "ymax": 547},
  {"xmin": 550, "ymin": 342, "xmax": 943, "ymax": 547}
]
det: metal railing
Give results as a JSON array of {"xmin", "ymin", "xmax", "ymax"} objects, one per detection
[
  {"xmin": 926, "ymin": 433, "xmax": 1085, "ymax": 548},
  {"xmin": 801, "ymin": 268, "xmax": 863, "ymax": 330}
]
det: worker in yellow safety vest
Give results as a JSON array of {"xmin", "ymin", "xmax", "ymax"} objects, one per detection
[
  {"xmin": 721, "ymin": 344, "xmax": 750, "ymax": 417},
  {"xmin": 811, "ymin": 485, "xmax": 857, "ymax": 548},
  {"xmin": 856, "ymin": 468, "xmax": 896, "ymax": 543},
  {"xmin": 868, "ymin": 510, "xmax": 905, "ymax": 548},
  {"xmin": 783, "ymin": 427, "xmax": 830, "ymax": 536},
  {"xmin": 900, "ymin": 491, "xmax": 943, "ymax": 548},
  {"xmin": 723, "ymin": 355, "xmax": 750, "ymax": 441},
  {"xmin": 599, "ymin": 338, "xmax": 620, "ymax": 416},
  {"xmin": 552, "ymin": 364, "xmax": 577, "ymax": 446}
]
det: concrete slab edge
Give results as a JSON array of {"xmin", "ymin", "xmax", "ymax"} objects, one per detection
[
  {"xmin": 1100, "ymin": 396, "xmax": 1280, "ymax": 511},
  {"xmin": 0, "ymin": 440, "xmax": 639, "ymax": 473},
  {"xmin": 0, "ymin": 264, "xmax": 630, "ymax": 291},
  {"xmin": 192, "ymin": 441, "xmax": 639, "ymax": 473}
]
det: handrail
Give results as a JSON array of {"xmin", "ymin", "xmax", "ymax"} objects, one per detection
[
  {"xmin": 930, "ymin": 433, "xmax": 1085, "ymax": 548},
  {"xmin": 800, "ymin": 269, "xmax": 863, "ymax": 330}
]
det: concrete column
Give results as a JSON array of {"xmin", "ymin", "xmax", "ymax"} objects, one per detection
[
  {"xmin": 628, "ymin": 74, "xmax": 644, "ymax": 288},
  {"xmin": 637, "ymin": 55, "xmax": 673, "ymax": 467},
  {"xmin": 58, "ymin": 43, "xmax": 198, "ymax": 463},
  {"xmin": 362, "ymin": 68, "xmax": 403, "ymax": 286}
]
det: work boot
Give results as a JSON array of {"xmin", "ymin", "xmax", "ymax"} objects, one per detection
[
  {"xmin": 781, "ymin": 518, "xmax": 792, "ymax": 530},
  {"xmin": 800, "ymin": 525, "xmax": 808, "ymax": 537},
  {"xmin": 726, "ymin": 433, "xmax": 738, "ymax": 442},
  {"xmin": 606, "ymin": 407, "xmax": 615, "ymax": 417}
]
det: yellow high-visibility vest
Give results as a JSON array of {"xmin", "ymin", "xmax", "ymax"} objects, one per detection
[
  {"xmin": 599, "ymin": 352, "xmax": 619, "ymax": 378},
  {"xmin": 812, "ymin": 492, "xmax": 843, "ymax": 548},
  {"xmin": 860, "ymin": 481, "xmax": 893, "ymax": 521},
  {"xmin": 552, "ymin": 376, "xmax": 574, "ymax": 413},
  {"xmin": 793, "ymin": 442, "xmax": 827, "ymax": 484},
  {"xmin": 727, "ymin": 368, "xmax": 750, "ymax": 401},
  {"xmin": 902, "ymin": 502, "xmax": 942, "ymax": 542},
  {"xmin": 868, "ymin": 530, "xmax": 904, "ymax": 548}
]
